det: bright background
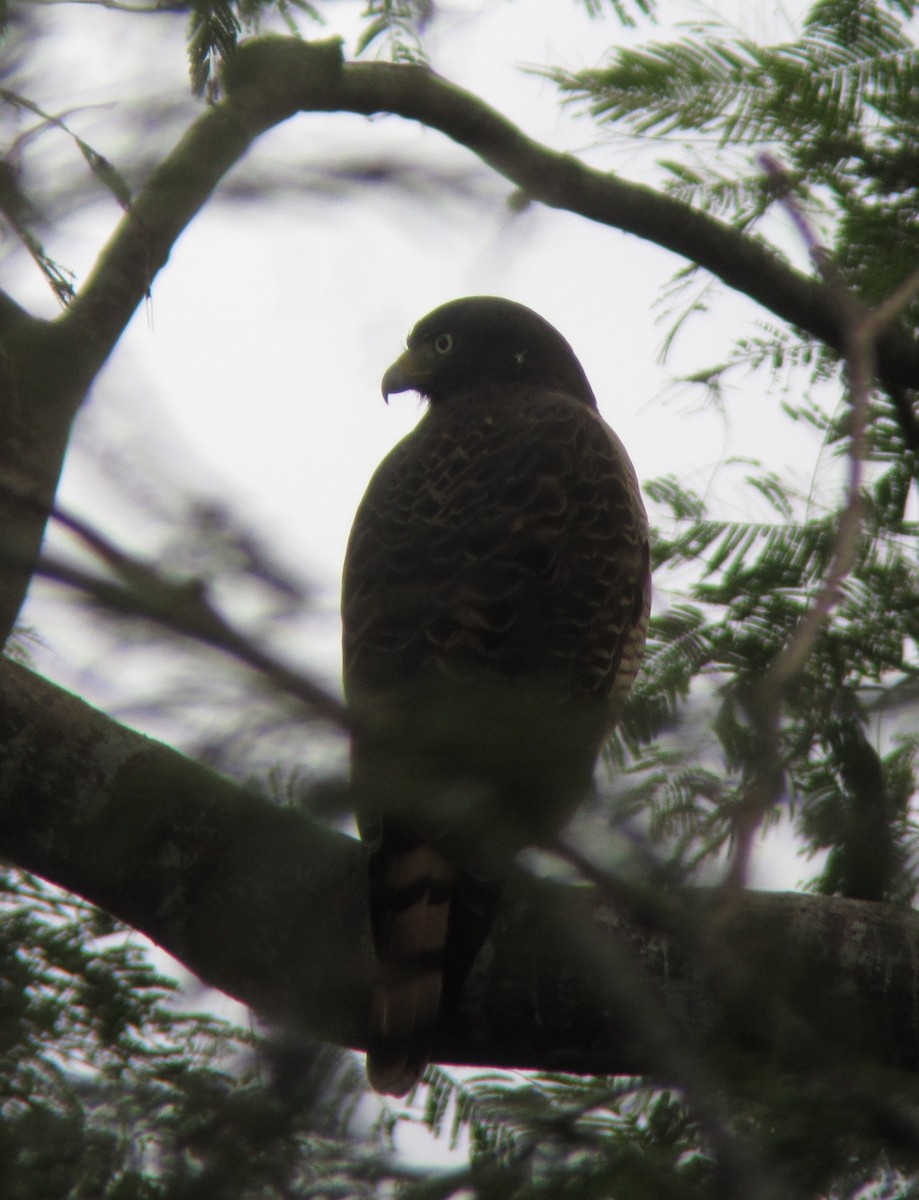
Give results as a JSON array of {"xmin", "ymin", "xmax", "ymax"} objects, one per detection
[{"xmin": 8, "ymin": 0, "xmax": 822, "ymax": 899}]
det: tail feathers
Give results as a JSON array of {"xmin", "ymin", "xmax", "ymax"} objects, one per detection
[{"xmin": 367, "ymin": 843, "xmax": 454, "ymax": 1096}]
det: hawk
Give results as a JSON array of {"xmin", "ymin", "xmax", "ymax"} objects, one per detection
[{"xmin": 342, "ymin": 296, "xmax": 650, "ymax": 1095}]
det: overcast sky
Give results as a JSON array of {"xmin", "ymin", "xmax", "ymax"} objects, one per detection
[{"xmin": 8, "ymin": 0, "xmax": 824, "ymax": 888}]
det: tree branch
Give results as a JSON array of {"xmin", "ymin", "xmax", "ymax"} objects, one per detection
[
  {"xmin": 39, "ymin": 503, "xmax": 351, "ymax": 729},
  {"xmin": 0, "ymin": 40, "xmax": 347, "ymax": 642},
  {"xmin": 59, "ymin": 37, "xmax": 347, "ymax": 387},
  {"xmin": 3, "ymin": 655, "xmax": 919, "ymax": 1083},
  {"xmin": 54, "ymin": 33, "xmax": 919, "ymax": 412},
  {"xmin": 0, "ymin": 655, "xmax": 367, "ymax": 1050},
  {"xmin": 219, "ymin": 37, "xmax": 919, "ymax": 396}
]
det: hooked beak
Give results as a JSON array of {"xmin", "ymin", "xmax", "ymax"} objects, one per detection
[{"xmin": 381, "ymin": 346, "xmax": 435, "ymax": 402}]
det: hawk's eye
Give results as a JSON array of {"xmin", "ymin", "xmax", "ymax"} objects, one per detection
[{"xmin": 433, "ymin": 333, "xmax": 454, "ymax": 355}]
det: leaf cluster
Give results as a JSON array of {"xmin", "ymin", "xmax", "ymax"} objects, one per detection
[
  {"xmin": 552, "ymin": 0, "xmax": 919, "ymax": 330},
  {"xmin": 354, "ymin": 0, "xmax": 434, "ymax": 62},
  {"xmin": 601, "ymin": 438, "xmax": 919, "ymax": 901},
  {"xmin": 0, "ymin": 868, "xmax": 384, "ymax": 1199},
  {"xmin": 402, "ymin": 1064, "xmax": 919, "ymax": 1200},
  {"xmin": 404, "ymin": 1070, "xmax": 712, "ymax": 1200},
  {"xmin": 187, "ymin": 0, "xmax": 321, "ymax": 95},
  {"xmin": 530, "ymin": 0, "xmax": 919, "ymax": 913}
]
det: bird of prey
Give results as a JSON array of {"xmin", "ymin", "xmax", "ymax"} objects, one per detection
[{"xmin": 342, "ymin": 296, "xmax": 650, "ymax": 1096}]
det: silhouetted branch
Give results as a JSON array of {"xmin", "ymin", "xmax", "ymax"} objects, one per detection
[
  {"xmin": 56, "ymin": 35, "xmax": 919, "ymax": 426},
  {"xmin": 3, "ymin": 656, "xmax": 919, "ymax": 1086},
  {"xmin": 252, "ymin": 39, "xmax": 919, "ymax": 397},
  {"xmin": 39, "ymin": 507, "xmax": 351, "ymax": 729}
]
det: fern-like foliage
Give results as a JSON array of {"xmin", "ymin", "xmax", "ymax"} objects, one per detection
[
  {"xmin": 534, "ymin": 1, "xmax": 919, "ymax": 912},
  {"xmin": 581, "ymin": 0, "xmax": 658, "ymax": 25},
  {"xmin": 412, "ymin": 1063, "xmax": 919, "ymax": 1200},
  {"xmin": 355, "ymin": 0, "xmax": 434, "ymax": 62},
  {"xmin": 552, "ymin": 0, "xmax": 919, "ymax": 309},
  {"xmin": 606, "ymin": 451, "xmax": 919, "ymax": 901},
  {"xmin": 0, "ymin": 868, "xmax": 382, "ymax": 1197},
  {"xmin": 187, "ymin": 0, "xmax": 321, "ymax": 95},
  {"xmin": 409, "ymin": 1070, "xmax": 710, "ymax": 1200}
]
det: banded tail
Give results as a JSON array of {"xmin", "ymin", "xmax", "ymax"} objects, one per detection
[{"xmin": 367, "ymin": 838, "xmax": 454, "ymax": 1096}]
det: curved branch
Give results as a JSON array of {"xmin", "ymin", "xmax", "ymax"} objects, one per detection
[
  {"xmin": 232, "ymin": 38, "xmax": 919, "ymax": 394},
  {"xmin": 59, "ymin": 37, "xmax": 347, "ymax": 385},
  {"xmin": 57, "ymin": 34, "xmax": 919, "ymax": 402},
  {"xmin": 0, "ymin": 655, "xmax": 367, "ymax": 1050},
  {"xmin": 5, "ymin": 32, "xmax": 916, "ymax": 643},
  {"xmin": 0, "ymin": 38, "xmax": 347, "ymax": 643},
  {"xmin": 3, "ymin": 655, "xmax": 919, "ymax": 1083}
]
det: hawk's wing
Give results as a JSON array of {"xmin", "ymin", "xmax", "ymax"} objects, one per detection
[{"xmin": 344, "ymin": 387, "xmax": 648, "ymax": 712}]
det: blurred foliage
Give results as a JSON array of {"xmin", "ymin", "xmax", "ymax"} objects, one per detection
[
  {"xmin": 0, "ymin": 85, "xmax": 134, "ymax": 304},
  {"xmin": 355, "ymin": 0, "xmax": 434, "ymax": 62},
  {"xmin": 551, "ymin": 0, "xmax": 919, "ymax": 322},
  {"xmin": 187, "ymin": 0, "xmax": 321, "ymax": 95},
  {"xmin": 547, "ymin": 0, "xmax": 919, "ymax": 913},
  {"xmin": 185, "ymin": 0, "xmax": 659, "ymax": 82},
  {"xmin": 605, "ymin": 447, "xmax": 919, "ymax": 903},
  {"xmin": 0, "ymin": 868, "xmax": 386, "ymax": 1198},
  {"xmin": 401, "ymin": 1064, "xmax": 919, "ymax": 1200}
]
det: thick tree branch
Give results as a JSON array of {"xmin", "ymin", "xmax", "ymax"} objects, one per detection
[
  {"xmin": 3, "ymin": 654, "xmax": 919, "ymax": 1083},
  {"xmin": 51, "ymin": 32, "xmax": 919, "ymax": 415},
  {"xmin": 0, "ymin": 311, "xmax": 88, "ymax": 647},
  {"xmin": 222, "ymin": 37, "xmax": 919, "ymax": 396},
  {"xmin": 0, "ymin": 655, "xmax": 367, "ymax": 1050}
]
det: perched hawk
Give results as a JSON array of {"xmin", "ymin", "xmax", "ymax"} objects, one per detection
[{"xmin": 342, "ymin": 297, "xmax": 650, "ymax": 1095}]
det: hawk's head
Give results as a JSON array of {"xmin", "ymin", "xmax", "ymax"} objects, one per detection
[{"xmin": 382, "ymin": 296, "xmax": 597, "ymax": 408}]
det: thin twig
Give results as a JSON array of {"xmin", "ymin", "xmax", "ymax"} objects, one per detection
[
  {"xmin": 39, "ymin": 508, "xmax": 351, "ymax": 730},
  {"xmin": 864, "ymin": 262, "xmax": 919, "ymax": 341},
  {"xmin": 727, "ymin": 160, "xmax": 919, "ymax": 887}
]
